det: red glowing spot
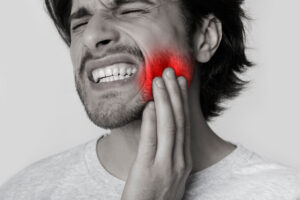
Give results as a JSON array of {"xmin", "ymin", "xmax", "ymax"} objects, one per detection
[{"xmin": 138, "ymin": 50, "xmax": 194, "ymax": 102}]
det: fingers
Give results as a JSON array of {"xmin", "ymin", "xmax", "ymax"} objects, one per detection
[
  {"xmin": 137, "ymin": 101, "xmax": 157, "ymax": 165},
  {"xmin": 142, "ymin": 67, "xmax": 191, "ymax": 170},
  {"xmin": 152, "ymin": 77, "xmax": 176, "ymax": 163},
  {"xmin": 162, "ymin": 68, "xmax": 185, "ymax": 164},
  {"xmin": 177, "ymin": 76, "xmax": 192, "ymax": 167}
]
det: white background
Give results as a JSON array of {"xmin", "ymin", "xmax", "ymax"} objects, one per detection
[{"xmin": 0, "ymin": 0, "xmax": 300, "ymax": 185}]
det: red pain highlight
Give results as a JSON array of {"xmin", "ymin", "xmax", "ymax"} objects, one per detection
[{"xmin": 138, "ymin": 50, "xmax": 194, "ymax": 102}]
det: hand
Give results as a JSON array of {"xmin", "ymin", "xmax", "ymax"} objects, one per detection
[{"xmin": 121, "ymin": 67, "xmax": 192, "ymax": 200}]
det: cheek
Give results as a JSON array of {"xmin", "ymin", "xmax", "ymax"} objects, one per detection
[
  {"xmin": 70, "ymin": 44, "xmax": 79, "ymax": 70},
  {"xmin": 70, "ymin": 42, "xmax": 84, "ymax": 74},
  {"xmin": 138, "ymin": 49, "xmax": 194, "ymax": 102}
]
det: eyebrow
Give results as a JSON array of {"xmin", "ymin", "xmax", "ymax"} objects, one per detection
[
  {"xmin": 69, "ymin": 7, "xmax": 92, "ymax": 23},
  {"xmin": 70, "ymin": 0, "xmax": 155, "ymax": 22},
  {"xmin": 115, "ymin": 0, "xmax": 155, "ymax": 6}
]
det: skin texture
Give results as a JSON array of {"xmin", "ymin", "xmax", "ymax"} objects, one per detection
[{"xmin": 69, "ymin": 0, "xmax": 236, "ymax": 199}]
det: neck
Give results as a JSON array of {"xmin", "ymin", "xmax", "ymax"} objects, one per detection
[{"xmin": 97, "ymin": 77, "xmax": 236, "ymax": 181}]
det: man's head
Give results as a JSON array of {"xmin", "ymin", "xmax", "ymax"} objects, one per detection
[{"xmin": 45, "ymin": 0, "xmax": 251, "ymax": 128}]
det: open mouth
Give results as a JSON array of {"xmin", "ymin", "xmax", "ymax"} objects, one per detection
[{"xmin": 90, "ymin": 63, "xmax": 138, "ymax": 83}]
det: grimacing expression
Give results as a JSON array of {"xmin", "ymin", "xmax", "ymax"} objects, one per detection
[{"xmin": 70, "ymin": 0, "xmax": 194, "ymax": 129}]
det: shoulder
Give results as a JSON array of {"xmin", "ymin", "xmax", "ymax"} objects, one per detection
[
  {"xmin": 0, "ymin": 139, "xmax": 96, "ymax": 199},
  {"xmin": 239, "ymin": 153, "xmax": 300, "ymax": 188},
  {"xmin": 185, "ymin": 146, "xmax": 300, "ymax": 200},
  {"xmin": 231, "ymin": 153, "xmax": 300, "ymax": 199},
  {"xmin": 238, "ymin": 150, "xmax": 300, "ymax": 181}
]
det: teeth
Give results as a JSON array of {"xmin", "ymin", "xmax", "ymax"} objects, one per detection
[
  {"xmin": 113, "ymin": 68, "xmax": 119, "ymax": 76},
  {"xmin": 91, "ymin": 64, "xmax": 138, "ymax": 83},
  {"xmin": 99, "ymin": 70, "xmax": 105, "ymax": 78},
  {"xmin": 92, "ymin": 71, "xmax": 99, "ymax": 83},
  {"xmin": 119, "ymin": 67, "xmax": 126, "ymax": 76},
  {"xmin": 105, "ymin": 68, "xmax": 113, "ymax": 76},
  {"xmin": 126, "ymin": 68, "xmax": 132, "ymax": 75},
  {"xmin": 92, "ymin": 69, "xmax": 105, "ymax": 83},
  {"xmin": 132, "ymin": 68, "xmax": 137, "ymax": 74}
]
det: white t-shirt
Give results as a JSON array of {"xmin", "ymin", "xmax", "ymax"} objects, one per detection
[{"xmin": 1, "ymin": 135, "xmax": 300, "ymax": 200}]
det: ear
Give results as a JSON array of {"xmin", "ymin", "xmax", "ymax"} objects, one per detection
[{"xmin": 193, "ymin": 14, "xmax": 222, "ymax": 63}]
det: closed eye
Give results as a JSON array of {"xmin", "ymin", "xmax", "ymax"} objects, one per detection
[
  {"xmin": 120, "ymin": 9, "xmax": 149, "ymax": 15},
  {"xmin": 72, "ymin": 22, "xmax": 88, "ymax": 31}
]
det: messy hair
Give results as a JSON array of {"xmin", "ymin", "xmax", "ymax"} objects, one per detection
[{"xmin": 45, "ymin": 0, "xmax": 252, "ymax": 121}]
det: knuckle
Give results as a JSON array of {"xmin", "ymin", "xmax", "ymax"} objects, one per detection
[
  {"xmin": 144, "ymin": 140, "xmax": 157, "ymax": 149},
  {"xmin": 175, "ymin": 161, "xmax": 187, "ymax": 174},
  {"xmin": 163, "ymin": 121, "xmax": 177, "ymax": 133},
  {"xmin": 175, "ymin": 159, "xmax": 193, "ymax": 176},
  {"xmin": 186, "ymin": 162, "xmax": 193, "ymax": 173},
  {"xmin": 176, "ymin": 117, "xmax": 185, "ymax": 130},
  {"xmin": 185, "ymin": 160, "xmax": 193, "ymax": 173}
]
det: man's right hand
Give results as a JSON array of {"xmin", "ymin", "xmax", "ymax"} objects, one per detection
[{"xmin": 121, "ymin": 67, "xmax": 193, "ymax": 200}]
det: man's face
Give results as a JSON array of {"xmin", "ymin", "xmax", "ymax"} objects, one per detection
[{"xmin": 70, "ymin": 0, "xmax": 194, "ymax": 128}]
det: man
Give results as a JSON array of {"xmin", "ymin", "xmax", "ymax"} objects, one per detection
[{"xmin": 1, "ymin": 0, "xmax": 299, "ymax": 199}]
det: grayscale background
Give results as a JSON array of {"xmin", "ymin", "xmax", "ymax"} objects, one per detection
[{"xmin": 0, "ymin": 0, "xmax": 299, "ymax": 185}]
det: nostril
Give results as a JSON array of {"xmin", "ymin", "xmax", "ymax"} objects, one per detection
[{"xmin": 99, "ymin": 39, "xmax": 111, "ymax": 45}]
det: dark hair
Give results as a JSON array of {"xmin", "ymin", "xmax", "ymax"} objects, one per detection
[{"xmin": 45, "ymin": 0, "xmax": 252, "ymax": 121}]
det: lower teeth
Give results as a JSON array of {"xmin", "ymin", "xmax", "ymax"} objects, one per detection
[{"xmin": 99, "ymin": 74, "xmax": 132, "ymax": 83}]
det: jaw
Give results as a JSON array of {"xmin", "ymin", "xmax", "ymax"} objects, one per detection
[{"xmin": 75, "ymin": 71, "xmax": 145, "ymax": 129}]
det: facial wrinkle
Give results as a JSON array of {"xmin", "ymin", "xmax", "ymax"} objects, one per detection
[
  {"xmin": 98, "ymin": 0, "xmax": 117, "ymax": 9},
  {"xmin": 98, "ymin": 0, "xmax": 177, "ymax": 10}
]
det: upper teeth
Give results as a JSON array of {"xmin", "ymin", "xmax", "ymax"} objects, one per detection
[{"xmin": 92, "ymin": 63, "xmax": 137, "ymax": 83}]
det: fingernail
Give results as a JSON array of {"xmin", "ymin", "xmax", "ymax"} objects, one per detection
[
  {"xmin": 166, "ymin": 68, "xmax": 174, "ymax": 78},
  {"xmin": 155, "ymin": 78, "xmax": 165, "ymax": 88},
  {"xmin": 178, "ymin": 76, "xmax": 187, "ymax": 86}
]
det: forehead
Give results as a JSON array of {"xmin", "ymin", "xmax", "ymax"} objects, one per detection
[{"xmin": 71, "ymin": 0, "xmax": 162, "ymax": 12}]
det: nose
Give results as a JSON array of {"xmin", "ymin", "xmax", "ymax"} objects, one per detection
[{"xmin": 82, "ymin": 13, "xmax": 120, "ymax": 51}]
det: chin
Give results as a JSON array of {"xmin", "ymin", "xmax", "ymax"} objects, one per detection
[
  {"xmin": 85, "ymin": 101, "xmax": 145, "ymax": 129},
  {"xmin": 76, "ymin": 84, "xmax": 144, "ymax": 129}
]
